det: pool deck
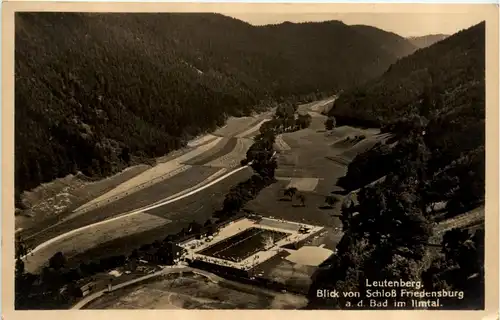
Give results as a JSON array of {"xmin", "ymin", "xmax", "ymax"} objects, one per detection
[{"xmin": 178, "ymin": 217, "xmax": 323, "ymax": 271}]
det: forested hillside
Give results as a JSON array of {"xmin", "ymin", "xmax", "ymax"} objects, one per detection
[
  {"xmin": 409, "ymin": 34, "xmax": 449, "ymax": 49},
  {"xmin": 351, "ymin": 25, "xmax": 418, "ymax": 58},
  {"xmin": 329, "ymin": 22, "xmax": 484, "ymax": 175},
  {"xmin": 15, "ymin": 12, "xmax": 417, "ymax": 201},
  {"xmin": 309, "ymin": 22, "xmax": 485, "ymax": 309}
]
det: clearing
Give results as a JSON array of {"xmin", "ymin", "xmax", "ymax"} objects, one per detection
[
  {"xmin": 281, "ymin": 177, "xmax": 320, "ymax": 192},
  {"xmin": 16, "ymin": 165, "xmax": 150, "ymax": 233},
  {"xmin": 24, "ymin": 212, "xmax": 170, "ymax": 274},
  {"xmin": 74, "ymin": 136, "xmax": 224, "ymax": 213},
  {"xmin": 205, "ymin": 138, "xmax": 254, "ymax": 168},
  {"xmin": 53, "ymin": 167, "xmax": 254, "ymax": 268},
  {"xmin": 26, "ymin": 165, "xmax": 223, "ymax": 245}
]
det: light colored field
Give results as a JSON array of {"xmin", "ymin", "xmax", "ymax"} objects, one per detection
[
  {"xmin": 149, "ymin": 168, "xmax": 228, "ymax": 205},
  {"xmin": 339, "ymin": 132, "xmax": 392, "ymax": 162},
  {"xmin": 285, "ymin": 246, "xmax": 333, "ymax": 266},
  {"xmin": 236, "ymin": 119, "xmax": 271, "ymax": 138},
  {"xmin": 327, "ymin": 126, "xmax": 369, "ymax": 140},
  {"xmin": 16, "ymin": 165, "xmax": 151, "ymax": 231},
  {"xmin": 75, "ymin": 137, "xmax": 223, "ymax": 213},
  {"xmin": 213, "ymin": 117, "xmax": 258, "ymax": 137},
  {"xmin": 309, "ymin": 97, "xmax": 337, "ymax": 113},
  {"xmin": 275, "ymin": 134, "xmax": 291, "ymax": 151},
  {"xmin": 435, "ymin": 206, "xmax": 485, "ymax": 235},
  {"xmin": 307, "ymin": 111, "xmax": 324, "ymax": 118},
  {"xmin": 205, "ymin": 138, "xmax": 254, "ymax": 168},
  {"xmin": 284, "ymin": 178, "xmax": 320, "ymax": 192},
  {"xmin": 24, "ymin": 213, "xmax": 170, "ymax": 273},
  {"xmin": 187, "ymin": 134, "xmax": 217, "ymax": 147},
  {"xmin": 297, "ymin": 96, "xmax": 335, "ymax": 113}
]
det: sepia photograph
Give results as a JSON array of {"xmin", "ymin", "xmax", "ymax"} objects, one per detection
[{"xmin": 2, "ymin": 2, "xmax": 498, "ymax": 316}]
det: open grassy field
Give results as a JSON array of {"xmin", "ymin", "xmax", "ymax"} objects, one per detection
[
  {"xmin": 61, "ymin": 168, "xmax": 254, "ymax": 268},
  {"xmin": 275, "ymin": 134, "xmax": 292, "ymax": 151},
  {"xmin": 236, "ymin": 119, "xmax": 271, "ymax": 138},
  {"xmin": 24, "ymin": 212, "xmax": 170, "ymax": 273},
  {"xmin": 435, "ymin": 206, "xmax": 485, "ymax": 236},
  {"xmin": 16, "ymin": 165, "xmax": 151, "ymax": 233},
  {"xmin": 338, "ymin": 132, "xmax": 392, "ymax": 162},
  {"xmin": 297, "ymin": 96, "xmax": 336, "ymax": 114},
  {"xmin": 85, "ymin": 273, "xmax": 307, "ymax": 309},
  {"xmin": 205, "ymin": 138, "xmax": 254, "ymax": 168},
  {"xmin": 213, "ymin": 117, "xmax": 262, "ymax": 137},
  {"xmin": 76, "ymin": 137, "xmax": 225, "ymax": 212},
  {"xmin": 187, "ymin": 134, "xmax": 218, "ymax": 148},
  {"xmin": 25, "ymin": 165, "xmax": 223, "ymax": 245},
  {"xmin": 244, "ymin": 180, "xmax": 340, "ymax": 228},
  {"xmin": 184, "ymin": 137, "xmax": 235, "ymax": 165},
  {"xmin": 144, "ymin": 167, "xmax": 253, "ymax": 219},
  {"xmin": 282, "ymin": 177, "xmax": 320, "ymax": 192}
]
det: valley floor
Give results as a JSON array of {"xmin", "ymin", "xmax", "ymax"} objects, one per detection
[{"xmin": 18, "ymin": 96, "xmax": 396, "ymax": 309}]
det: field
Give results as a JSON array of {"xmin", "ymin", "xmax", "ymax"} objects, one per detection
[
  {"xmin": 187, "ymin": 134, "xmax": 218, "ymax": 147},
  {"xmin": 25, "ymin": 165, "xmax": 223, "ymax": 245},
  {"xmin": 246, "ymin": 180, "xmax": 340, "ymax": 223},
  {"xmin": 236, "ymin": 119, "xmax": 271, "ymax": 138},
  {"xmin": 16, "ymin": 165, "xmax": 151, "ymax": 233},
  {"xmin": 282, "ymin": 177, "xmax": 320, "ymax": 192},
  {"xmin": 213, "ymin": 117, "xmax": 262, "ymax": 137},
  {"xmin": 85, "ymin": 273, "xmax": 308, "ymax": 309},
  {"xmin": 297, "ymin": 97, "xmax": 336, "ymax": 114},
  {"xmin": 60, "ymin": 168, "xmax": 254, "ymax": 268},
  {"xmin": 185, "ymin": 137, "xmax": 236, "ymax": 165},
  {"xmin": 24, "ymin": 212, "xmax": 170, "ymax": 273},
  {"xmin": 75, "ymin": 136, "xmax": 224, "ymax": 212},
  {"xmin": 198, "ymin": 228, "xmax": 289, "ymax": 262},
  {"xmin": 205, "ymin": 138, "xmax": 254, "ymax": 168}
]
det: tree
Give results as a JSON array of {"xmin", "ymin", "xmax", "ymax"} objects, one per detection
[
  {"xmin": 15, "ymin": 235, "xmax": 33, "ymax": 309},
  {"xmin": 15, "ymin": 235, "xmax": 28, "ymax": 278},
  {"xmin": 296, "ymin": 193, "xmax": 306, "ymax": 207},
  {"xmin": 49, "ymin": 251, "xmax": 67, "ymax": 270},
  {"xmin": 296, "ymin": 113, "xmax": 312, "ymax": 129},
  {"xmin": 223, "ymin": 191, "xmax": 244, "ymax": 213},
  {"xmin": 284, "ymin": 187, "xmax": 297, "ymax": 201},
  {"xmin": 129, "ymin": 249, "xmax": 139, "ymax": 260},
  {"xmin": 188, "ymin": 221, "xmax": 202, "ymax": 235},
  {"xmin": 324, "ymin": 195, "xmax": 337, "ymax": 208},
  {"xmin": 325, "ymin": 116, "xmax": 336, "ymax": 130},
  {"xmin": 275, "ymin": 103, "xmax": 296, "ymax": 131},
  {"xmin": 422, "ymin": 227, "xmax": 484, "ymax": 308},
  {"xmin": 246, "ymin": 135, "xmax": 278, "ymax": 180}
]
